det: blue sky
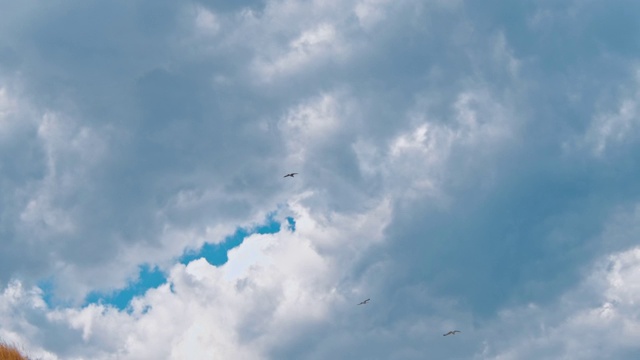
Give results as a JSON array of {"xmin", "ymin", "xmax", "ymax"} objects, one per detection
[
  {"xmin": 1, "ymin": 0, "xmax": 640, "ymax": 359},
  {"xmin": 84, "ymin": 215, "xmax": 288, "ymax": 310}
]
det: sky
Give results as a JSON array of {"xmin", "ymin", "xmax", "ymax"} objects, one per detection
[{"xmin": 1, "ymin": 0, "xmax": 640, "ymax": 359}]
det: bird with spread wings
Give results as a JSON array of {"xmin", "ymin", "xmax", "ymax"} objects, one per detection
[
  {"xmin": 443, "ymin": 330, "xmax": 461, "ymax": 336},
  {"xmin": 284, "ymin": 173, "xmax": 298, "ymax": 178},
  {"xmin": 357, "ymin": 298, "xmax": 370, "ymax": 305}
]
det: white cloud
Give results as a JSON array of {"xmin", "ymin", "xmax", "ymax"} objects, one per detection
[
  {"xmin": 8, "ymin": 231, "xmax": 640, "ymax": 359},
  {"xmin": 491, "ymin": 32, "xmax": 521, "ymax": 78},
  {"xmin": 480, "ymin": 245, "xmax": 640, "ymax": 359},
  {"xmin": 0, "ymin": 197, "xmax": 391, "ymax": 359},
  {"xmin": 580, "ymin": 70, "xmax": 640, "ymax": 156},
  {"xmin": 1, "ymin": 0, "xmax": 640, "ymax": 358},
  {"xmin": 0, "ymin": 84, "xmax": 39, "ymax": 145},
  {"xmin": 194, "ymin": 6, "xmax": 221, "ymax": 35},
  {"xmin": 279, "ymin": 91, "xmax": 355, "ymax": 164},
  {"xmin": 354, "ymin": 0, "xmax": 393, "ymax": 30},
  {"xmin": 0, "ymin": 282, "xmax": 58, "ymax": 360},
  {"xmin": 354, "ymin": 85, "xmax": 518, "ymax": 204},
  {"xmin": 252, "ymin": 22, "xmax": 348, "ymax": 80},
  {"xmin": 560, "ymin": 66, "xmax": 640, "ymax": 159}
]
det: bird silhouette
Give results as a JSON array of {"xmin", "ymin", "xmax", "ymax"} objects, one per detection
[
  {"xmin": 357, "ymin": 299, "xmax": 370, "ymax": 305},
  {"xmin": 284, "ymin": 173, "xmax": 298, "ymax": 178},
  {"xmin": 443, "ymin": 330, "xmax": 461, "ymax": 336}
]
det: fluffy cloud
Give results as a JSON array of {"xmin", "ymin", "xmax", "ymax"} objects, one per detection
[
  {"xmin": 1, "ymin": 0, "xmax": 640, "ymax": 358},
  {"xmin": 572, "ymin": 68, "xmax": 640, "ymax": 157},
  {"xmin": 2, "ymin": 204, "xmax": 640, "ymax": 359},
  {"xmin": 481, "ymin": 245, "xmax": 640, "ymax": 359},
  {"xmin": 0, "ymin": 198, "xmax": 391, "ymax": 359}
]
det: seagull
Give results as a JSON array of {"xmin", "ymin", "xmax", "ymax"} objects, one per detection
[
  {"xmin": 284, "ymin": 173, "xmax": 298, "ymax": 178},
  {"xmin": 357, "ymin": 299, "xmax": 370, "ymax": 305},
  {"xmin": 443, "ymin": 330, "xmax": 461, "ymax": 336}
]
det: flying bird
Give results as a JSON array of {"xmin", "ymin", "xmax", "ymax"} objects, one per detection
[
  {"xmin": 284, "ymin": 173, "xmax": 298, "ymax": 178},
  {"xmin": 443, "ymin": 330, "xmax": 461, "ymax": 336},
  {"xmin": 357, "ymin": 299, "xmax": 370, "ymax": 305}
]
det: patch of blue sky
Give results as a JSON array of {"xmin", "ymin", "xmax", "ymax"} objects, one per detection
[
  {"xmin": 80, "ymin": 215, "xmax": 289, "ymax": 310},
  {"xmin": 179, "ymin": 215, "xmax": 282, "ymax": 266},
  {"xmin": 286, "ymin": 216, "xmax": 296, "ymax": 231},
  {"xmin": 83, "ymin": 264, "xmax": 166, "ymax": 311},
  {"xmin": 37, "ymin": 278, "xmax": 55, "ymax": 308}
]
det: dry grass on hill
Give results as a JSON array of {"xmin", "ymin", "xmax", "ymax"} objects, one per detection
[{"xmin": 0, "ymin": 342, "xmax": 29, "ymax": 360}]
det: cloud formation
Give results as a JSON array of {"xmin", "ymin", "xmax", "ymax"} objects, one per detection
[{"xmin": 1, "ymin": 0, "xmax": 640, "ymax": 358}]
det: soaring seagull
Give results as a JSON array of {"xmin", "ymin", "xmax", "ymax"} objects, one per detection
[
  {"xmin": 357, "ymin": 299, "xmax": 370, "ymax": 305},
  {"xmin": 443, "ymin": 330, "xmax": 461, "ymax": 336},
  {"xmin": 284, "ymin": 173, "xmax": 298, "ymax": 178}
]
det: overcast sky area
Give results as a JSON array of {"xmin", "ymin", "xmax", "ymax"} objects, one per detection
[{"xmin": 1, "ymin": 0, "xmax": 640, "ymax": 359}]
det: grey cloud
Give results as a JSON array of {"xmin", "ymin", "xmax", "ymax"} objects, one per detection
[
  {"xmin": 0, "ymin": 0, "xmax": 294, "ymax": 299},
  {"xmin": 1, "ymin": 0, "xmax": 640, "ymax": 358}
]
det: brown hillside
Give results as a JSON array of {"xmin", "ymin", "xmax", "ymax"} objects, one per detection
[{"xmin": 0, "ymin": 343, "xmax": 29, "ymax": 360}]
